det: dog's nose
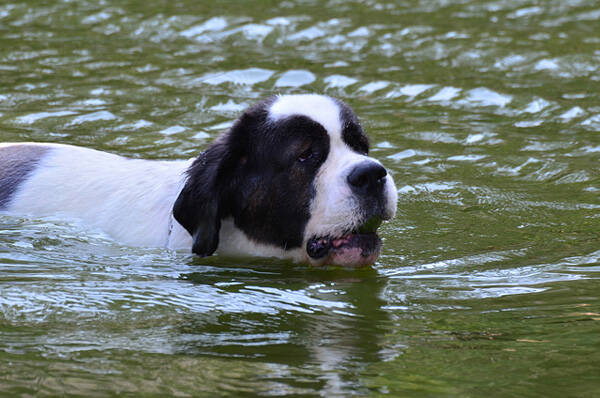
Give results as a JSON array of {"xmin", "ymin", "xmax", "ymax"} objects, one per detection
[{"xmin": 347, "ymin": 161, "xmax": 387, "ymax": 195}]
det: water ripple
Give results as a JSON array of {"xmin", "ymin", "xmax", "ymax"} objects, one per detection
[{"xmin": 1, "ymin": 0, "xmax": 600, "ymax": 394}]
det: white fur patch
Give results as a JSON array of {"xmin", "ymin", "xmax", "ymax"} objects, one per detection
[
  {"xmin": 7, "ymin": 143, "xmax": 193, "ymax": 249},
  {"xmin": 269, "ymin": 94, "xmax": 342, "ymax": 136}
]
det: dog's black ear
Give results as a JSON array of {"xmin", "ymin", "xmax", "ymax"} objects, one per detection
[
  {"xmin": 173, "ymin": 114, "xmax": 252, "ymax": 257},
  {"xmin": 173, "ymin": 141, "xmax": 232, "ymax": 257}
]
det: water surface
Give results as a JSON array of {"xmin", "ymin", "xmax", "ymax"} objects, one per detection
[{"xmin": 1, "ymin": 0, "xmax": 599, "ymax": 396}]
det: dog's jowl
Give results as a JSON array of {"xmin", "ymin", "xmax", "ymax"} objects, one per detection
[{"xmin": 0, "ymin": 94, "xmax": 397, "ymax": 267}]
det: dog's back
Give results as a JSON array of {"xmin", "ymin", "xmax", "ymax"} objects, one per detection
[{"xmin": 0, "ymin": 143, "xmax": 193, "ymax": 248}]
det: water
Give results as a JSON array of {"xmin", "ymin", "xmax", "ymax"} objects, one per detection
[{"xmin": 1, "ymin": 0, "xmax": 599, "ymax": 396}]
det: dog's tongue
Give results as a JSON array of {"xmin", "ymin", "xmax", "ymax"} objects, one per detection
[
  {"xmin": 329, "ymin": 246, "xmax": 373, "ymax": 267},
  {"xmin": 307, "ymin": 233, "xmax": 382, "ymax": 267},
  {"xmin": 332, "ymin": 235, "xmax": 351, "ymax": 248},
  {"xmin": 329, "ymin": 234, "xmax": 381, "ymax": 268}
]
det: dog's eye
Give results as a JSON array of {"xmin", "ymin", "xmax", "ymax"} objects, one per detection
[{"xmin": 297, "ymin": 148, "xmax": 314, "ymax": 163}]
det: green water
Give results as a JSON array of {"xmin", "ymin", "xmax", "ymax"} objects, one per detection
[{"xmin": 1, "ymin": 0, "xmax": 599, "ymax": 396}]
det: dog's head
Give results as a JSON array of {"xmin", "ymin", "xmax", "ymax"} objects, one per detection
[{"xmin": 173, "ymin": 94, "xmax": 397, "ymax": 267}]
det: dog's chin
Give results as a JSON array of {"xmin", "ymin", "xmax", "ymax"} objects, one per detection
[{"xmin": 306, "ymin": 232, "xmax": 382, "ymax": 268}]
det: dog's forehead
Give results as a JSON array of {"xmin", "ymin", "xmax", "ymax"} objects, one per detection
[{"xmin": 268, "ymin": 94, "xmax": 342, "ymax": 136}]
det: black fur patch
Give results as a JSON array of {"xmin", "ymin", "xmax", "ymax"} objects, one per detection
[
  {"xmin": 0, "ymin": 145, "xmax": 50, "ymax": 209},
  {"xmin": 231, "ymin": 113, "xmax": 329, "ymax": 250},
  {"xmin": 336, "ymin": 99, "xmax": 370, "ymax": 155}
]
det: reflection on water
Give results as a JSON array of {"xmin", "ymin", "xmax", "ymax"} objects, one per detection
[{"xmin": 1, "ymin": 0, "xmax": 600, "ymax": 396}]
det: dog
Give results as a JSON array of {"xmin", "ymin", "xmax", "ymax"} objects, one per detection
[{"xmin": 0, "ymin": 94, "xmax": 397, "ymax": 267}]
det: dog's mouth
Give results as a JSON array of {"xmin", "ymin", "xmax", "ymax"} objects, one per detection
[{"xmin": 306, "ymin": 217, "xmax": 383, "ymax": 268}]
